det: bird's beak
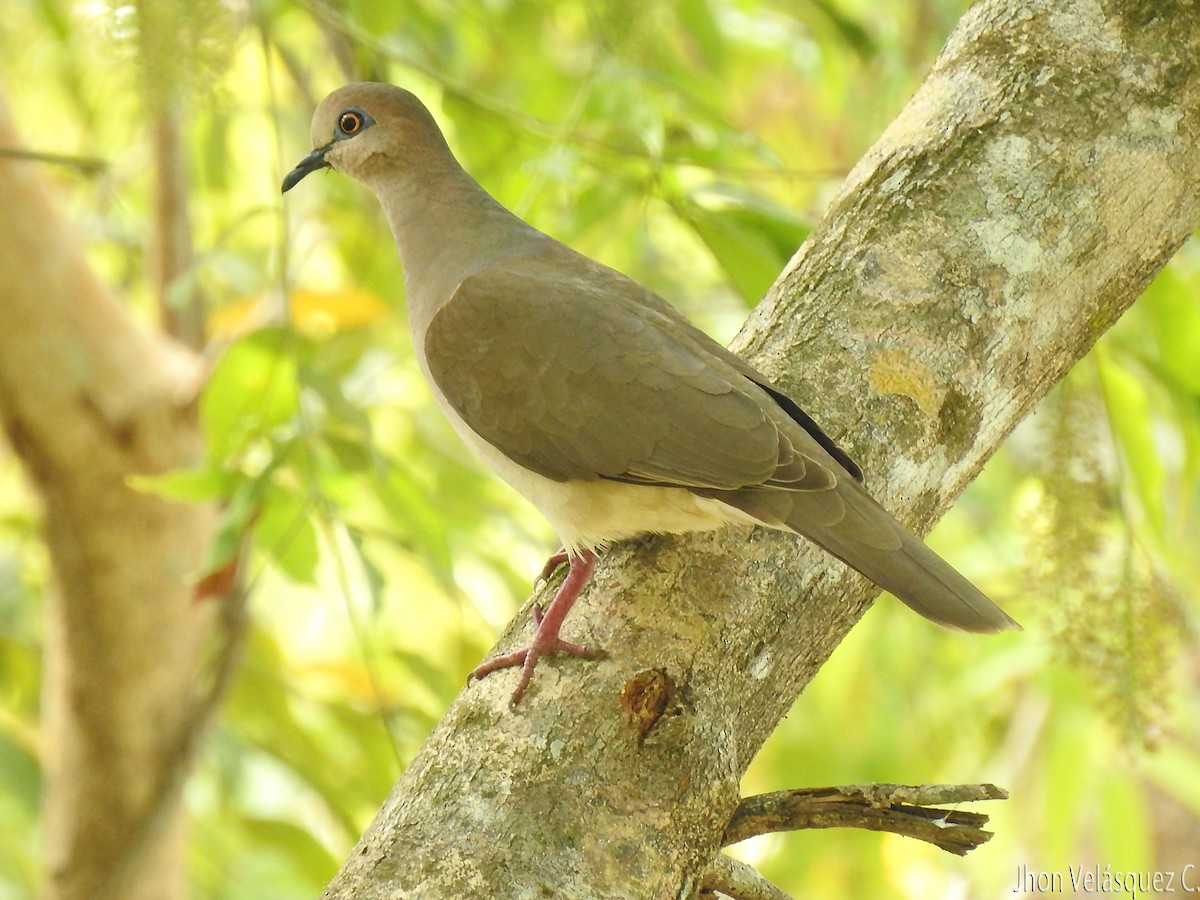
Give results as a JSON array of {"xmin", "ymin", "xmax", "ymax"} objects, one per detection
[{"xmin": 281, "ymin": 145, "xmax": 332, "ymax": 193}]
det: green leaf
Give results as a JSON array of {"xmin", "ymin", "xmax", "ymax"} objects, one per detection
[
  {"xmin": 1039, "ymin": 686, "xmax": 1095, "ymax": 869},
  {"xmin": 197, "ymin": 475, "xmax": 266, "ymax": 579},
  {"xmin": 299, "ymin": 364, "xmax": 373, "ymax": 437},
  {"xmin": 1098, "ymin": 770, "xmax": 1152, "ymax": 871},
  {"xmin": 673, "ymin": 185, "xmax": 811, "ymax": 304},
  {"xmin": 1141, "ymin": 267, "xmax": 1200, "ymax": 393},
  {"xmin": 677, "ymin": 0, "xmax": 726, "ymax": 72},
  {"xmin": 254, "ymin": 486, "xmax": 320, "ymax": 586},
  {"xmin": 806, "ymin": 0, "xmax": 877, "ymax": 56},
  {"xmin": 1096, "ymin": 350, "xmax": 1166, "ymax": 534},
  {"xmin": 683, "ymin": 202, "xmax": 787, "ymax": 304},
  {"xmin": 0, "ymin": 733, "xmax": 39, "ymax": 815},
  {"xmin": 128, "ymin": 465, "xmax": 235, "ymax": 502},
  {"xmin": 347, "ymin": 528, "xmax": 387, "ymax": 614},
  {"xmin": 242, "ymin": 817, "xmax": 339, "ymax": 885},
  {"xmin": 202, "ymin": 329, "xmax": 300, "ymax": 458}
]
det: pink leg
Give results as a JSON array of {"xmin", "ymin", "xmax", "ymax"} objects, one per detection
[{"xmin": 472, "ymin": 549, "xmax": 601, "ymax": 706}]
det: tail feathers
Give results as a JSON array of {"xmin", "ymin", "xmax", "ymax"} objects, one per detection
[
  {"xmin": 806, "ymin": 516, "xmax": 1020, "ymax": 633},
  {"xmin": 715, "ymin": 484, "xmax": 1020, "ymax": 633}
]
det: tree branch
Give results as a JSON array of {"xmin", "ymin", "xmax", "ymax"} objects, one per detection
[
  {"xmin": 149, "ymin": 106, "xmax": 205, "ymax": 349},
  {"xmin": 723, "ymin": 784, "xmax": 1007, "ymax": 856},
  {"xmin": 94, "ymin": 579, "xmax": 250, "ymax": 900},
  {"xmin": 701, "ymin": 856, "xmax": 794, "ymax": 900},
  {"xmin": 0, "ymin": 90, "xmax": 216, "ymax": 900},
  {"xmin": 0, "ymin": 146, "xmax": 109, "ymax": 176}
]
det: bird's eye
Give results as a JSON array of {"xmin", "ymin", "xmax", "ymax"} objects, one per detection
[{"xmin": 337, "ymin": 110, "xmax": 366, "ymax": 136}]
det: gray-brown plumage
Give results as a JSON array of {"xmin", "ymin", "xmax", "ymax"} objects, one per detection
[{"xmin": 283, "ymin": 82, "xmax": 1019, "ymax": 704}]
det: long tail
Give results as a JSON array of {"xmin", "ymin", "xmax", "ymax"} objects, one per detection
[{"xmin": 716, "ymin": 482, "xmax": 1019, "ymax": 633}]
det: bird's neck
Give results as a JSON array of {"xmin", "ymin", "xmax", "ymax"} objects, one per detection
[{"xmin": 367, "ymin": 157, "xmax": 545, "ymax": 336}]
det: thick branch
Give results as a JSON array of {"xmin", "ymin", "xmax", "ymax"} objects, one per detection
[
  {"xmin": 324, "ymin": 1, "xmax": 1200, "ymax": 896},
  {"xmin": 0, "ymin": 93, "xmax": 216, "ymax": 900}
]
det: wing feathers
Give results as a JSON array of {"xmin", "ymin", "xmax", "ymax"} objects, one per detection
[{"xmin": 423, "ymin": 250, "xmax": 1016, "ymax": 634}]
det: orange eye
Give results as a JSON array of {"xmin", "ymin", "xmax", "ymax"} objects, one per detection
[{"xmin": 338, "ymin": 111, "xmax": 364, "ymax": 135}]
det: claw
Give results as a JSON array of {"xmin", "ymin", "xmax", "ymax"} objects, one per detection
[{"xmin": 538, "ymin": 547, "xmax": 570, "ymax": 582}]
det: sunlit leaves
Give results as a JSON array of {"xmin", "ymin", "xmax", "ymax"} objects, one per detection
[
  {"xmin": 1141, "ymin": 268, "xmax": 1200, "ymax": 394},
  {"xmin": 1096, "ymin": 348, "xmax": 1166, "ymax": 533},
  {"xmin": 202, "ymin": 329, "xmax": 300, "ymax": 459},
  {"xmin": 1099, "ymin": 252, "xmax": 1200, "ymax": 558},
  {"xmin": 674, "ymin": 183, "xmax": 811, "ymax": 303},
  {"xmin": 254, "ymin": 482, "xmax": 320, "ymax": 585}
]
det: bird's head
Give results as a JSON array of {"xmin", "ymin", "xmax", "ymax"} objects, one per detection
[{"xmin": 282, "ymin": 82, "xmax": 448, "ymax": 193}]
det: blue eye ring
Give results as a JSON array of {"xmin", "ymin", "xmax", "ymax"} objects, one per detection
[{"xmin": 336, "ymin": 108, "xmax": 373, "ymax": 138}]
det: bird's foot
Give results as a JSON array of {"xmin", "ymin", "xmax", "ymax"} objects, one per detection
[
  {"xmin": 470, "ymin": 617, "xmax": 603, "ymax": 707},
  {"xmin": 537, "ymin": 547, "xmax": 570, "ymax": 582},
  {"xmin": 471, "ymin": 549, "xmax": 601, "ymax": 706}
]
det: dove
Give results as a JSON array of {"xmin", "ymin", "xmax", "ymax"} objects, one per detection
[{"xmin": 283, "ymin": 83, "xmax": 1018, "ymax": 705}]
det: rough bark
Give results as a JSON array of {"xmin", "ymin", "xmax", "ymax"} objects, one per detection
[
  {"xmin": 0, "ymin": 96, "xmax": 215, "ymax": 899},
  {"xmin": 322, "ymin": 0, "xmax": 1200, "ymax": 897}
]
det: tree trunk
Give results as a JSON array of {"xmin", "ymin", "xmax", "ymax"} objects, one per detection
[
  {"xmin": 321, "ymin": 0, "xmax": 1200, "ymax": 897},
  {"xmin": 0, "ymin": 96, "xmax": 215, "ymax": 900}
]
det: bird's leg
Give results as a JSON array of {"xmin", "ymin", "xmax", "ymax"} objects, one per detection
[{"xmin": 471, "ymin": 549, "xmax": 601, "ymax": 706}]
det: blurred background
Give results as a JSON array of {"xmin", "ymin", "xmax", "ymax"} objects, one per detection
[{"xmin": 1, "ymin": 0, "xmax": 1198, "ymax": 897}]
